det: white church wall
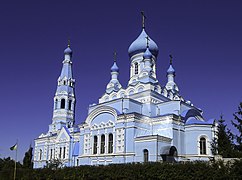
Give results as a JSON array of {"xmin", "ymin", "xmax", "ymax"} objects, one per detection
[{"xmin": 184, "ymin": 125, "xmax": 214, "ymax": 159}]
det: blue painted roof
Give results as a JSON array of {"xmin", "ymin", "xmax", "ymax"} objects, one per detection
[
  {"xmin": 143, "ymin": 48, "xmax": 152, "ymax": 59},
  {"xmin": 111, "ymin": 62, "xmax": 119, "ymax": 72},
  {"xmin": 64, "ymin": 46, "xmax": 72, "ymax": 55},
  {"xmin": 128, "ymin": 29, "xmax": 158, "ymax": 58},
  {"xmin": 185, "ymin": 117, "xmax": 215, "ymax": 125},
  {"xmin": 167, "ymin": 64, "xmax": 175, "ymax": 74}
]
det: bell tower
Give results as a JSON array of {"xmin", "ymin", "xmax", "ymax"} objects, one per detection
[{"xmin": 49, "ymin": 43, "xmax": 76, "ymax": 133}]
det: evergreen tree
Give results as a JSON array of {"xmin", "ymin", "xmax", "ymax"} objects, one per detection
[
  {"xmin": 23, "ymin": 146, "xmax": 33, "ymax": 169},
  {"xmin": 212, "ymin": 115, "xmax": 234, "ymax": 157},
  {"xmin": 231, "ymin": 102, "xmax": 242, "ymax": 153}
]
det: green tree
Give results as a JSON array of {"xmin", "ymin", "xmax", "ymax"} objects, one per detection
[
  {"xmin": 23, "ymin": 146, "xmax": 33, "ymax": 169},
  {"xmin": 232, "ymin": 102, "xmax": 242, "ymax": 154},
  {"xmin": 212, "ymin": 115, "xmax": 234, "ymax": 157},
  {"xmin": 44, "ymin": 158, "xmax": 63, "ymax": 170}
]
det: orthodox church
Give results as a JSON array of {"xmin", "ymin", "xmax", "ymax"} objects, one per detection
[{"xmin": 34, "ymin": 17, "xmax": 216, "ymax": 168}]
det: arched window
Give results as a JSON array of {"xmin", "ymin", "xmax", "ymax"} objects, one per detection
[
  {"xmin": 135, "ymin": 62, "xmax": 139, "ymax": 75},
  {"xmin": 68, "ymin": 100, "xmax": 72, "ymax": 110},
  {"xmin": 100, "ymin": 134, "xmax": 105, "ymax": 154},
  {"xmin": 39, "ymin": 149, "xmax": 42, "ymax": 160},
  {"xmin": 108, "ymin": 134, "xmax": 113, "ymax": 153},
  {"xmin": 143, "ymin": 149, "xmax": 149, "ymax": 162},
  {"xmin": 93, "ymin": 136, "xmax": 97, "ymax": 154},
  {"xmin": 61, "ymin": 99, "xmax": 65, "ymax": 109},
  {"xmin": 200, "ymin": 137, "xmax": 206, "ymax": 155},
  {"xmin": 59, "ymin": 147, "xmax": 62, "ymax": 159}
]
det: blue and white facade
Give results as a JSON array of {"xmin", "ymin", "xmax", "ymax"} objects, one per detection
[{"xmin": 34, "ymin": 22, "xmax": 216, "ymax": 168}]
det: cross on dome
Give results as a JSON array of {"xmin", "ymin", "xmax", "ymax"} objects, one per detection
[
  {"xmin": 169, "ymin": 54, "xmax": 173, "ymax": 65},
  {"xmin": 113, "ymin": 51, "xmax": 117, "ymax": 62},
  {"xmin": 141, "ymin": 11, "xmax": 146, "ymax": 29},
  {"xmin": 145, "ymin": 36, "xmax": 150, "ymax": 48}
]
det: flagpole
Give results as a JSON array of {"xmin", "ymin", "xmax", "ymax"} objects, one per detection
[{"xmin": 13, "ymin": 140, "xmax": 18, "ymax": 180}]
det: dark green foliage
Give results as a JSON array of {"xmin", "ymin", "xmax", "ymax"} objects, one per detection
[
  {"xmin": 212, "ymin": 115, "xmax": 235, "ymax": 157},
  {"xmin": 232, "ymin": 102, "xmax": 242, "ymax": 154},
  {"xmin": 0, "ymin": 157, "xmax": 22, "ymax": 180},
  {"xmin": 44, "ymin": 158, "xmax": 63, "ymax": 170},
  {"xmin": 1, "ymin": 159, "xmax": 242, "ymax": 180},
  {"xmin": 23, "ymin": 146, "xmax": 33, "ymax": 169}
]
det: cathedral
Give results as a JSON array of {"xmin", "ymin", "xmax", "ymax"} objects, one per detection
[{"xmin": 33, "ymin": 17, "xmax": 216, "ymax": 168}]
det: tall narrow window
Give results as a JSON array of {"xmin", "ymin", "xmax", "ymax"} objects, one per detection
[
  {"xmin": 63, "ymin": 147, "xmax": 66, "ymax": 159},
  {"xmin": 55, "ymin": 99, "xmax": 58, "ymax": 109},
  {"xmin": 93, "ymin": 136, "xmax": 97, "ymax": 154},
  {"xmin": 39, "ymin": 149, "xmax": 42, "ymax": 160},
  {"xmin": 108, "ymin": 134, "xmax": 113, "ymax": 153},
  {"xmin": 77, "ymin": 159, "xmax": 79, "ymax": 166},
  {"xmin": 143, "ymin": 149, "xmax": 149, "ymax": 162},
  {"xmin": 50, "ymin": 149, "xmax": 53, "ymax": 159},
  {"xmin": 200, "ymin": 137, "xmax": 206, "ymax": 155},
  {"xmin": 61, "ymin": 99, "xmax": 65, "ymax": 109},
  {"xmin": 135, "ymin": 63, "xmax": 139, "ymax": 75},
  {"xmin": 68, "ymin": 100, "xmax": 72, "ymax": 110},
  {"xmin": 101, "ymin": 134, "xmax": 105, "ymax": 154},
  {"xmin": 59, "ymin": 147, "xmax": 62, "ymax": 159}
]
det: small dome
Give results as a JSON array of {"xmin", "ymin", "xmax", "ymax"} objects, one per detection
[
  {"xmin": 143, "ymin": 48, "xmax": 152, "ymax": 59},
  {"xmin": 128, "ymin": 29, "xmax": 158, "ymax": 58},
  {"xmin": 111, "ymin": 62, "xmax": 119, "ymax": 72},
  {"xmin": 167, "ymin": 65, "xmax": 175, "ymax": 74},
  {"xmin": 64, "ymin": 46, "xmax": 72, "ymax": 55}
]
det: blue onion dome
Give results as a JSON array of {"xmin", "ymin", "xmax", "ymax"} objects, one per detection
[
  {"xmin": 167, "ymin": 64, "xmax": 175, "ymax": 74},
  {"xmin": 111, "ymin": 62, "xmax": 119, "ymax": 72},
  {"xmin": 64, "ymin": 46, "xmax": 73, "ymax": 55},
  {"xmin": 143, "ymin": 48, "xmax": 152, "ymax": 59},
  {"xmin": 128, "ymin": 29, "xmax": 159, "ymax": 58}
]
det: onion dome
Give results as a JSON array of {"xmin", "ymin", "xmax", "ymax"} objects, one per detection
[
  {"xmin": 111, "ymin": 62, "xmax": 119, "ymax": 72},
  {"xmin": 64, "ymin": 46, "xmax": 72, "ymax": 55},
  {"xmin": 167, "ymin": 64, "xmax": 175, "ymax": 74},
  {"xmin": 128, "ymin": 29, "xmax": 158, "ymax": 58},
  {"xmin": 143, "ymin": 47, "xmax": 152, "ymax": 59}
]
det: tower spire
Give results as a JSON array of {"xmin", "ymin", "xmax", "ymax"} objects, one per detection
[
  {"xmin": 141, "ymin": 11, "xmax": 146, "ymax": 29},
  {"xmin": 166, "ymin": 55, "xmax": 179, "ymax": 92},
  {"xmin": 106, "ymin": 51, "xmax": 122, "ymax": 93},
  {"xmin": 49, "ymin": 44, "xmax": 76, "ymax": 132}
]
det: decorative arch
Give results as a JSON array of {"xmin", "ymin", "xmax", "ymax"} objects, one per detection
[
  {"xmin": 85, "ymin": 106, "xmax": 117, "ymax": 125},
  {"xmin": 137, "ymin": 85, "xmax": 145, "ymax": 93},
  {"xmin": 111, "ymin": 93, "xmax": 117, "ymax": 100},
  {"xmin": 118, "ymin": 91, "xmax": 126, "ymax": 98},
  {"xmin": 128, "ymin": 88, "xmax": 135, "ymax": 95}
]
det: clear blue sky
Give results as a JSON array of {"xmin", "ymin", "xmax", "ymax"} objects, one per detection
[{"xmin": 0, "ymin": 0, "xmax": 241, "ymax": 161}]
